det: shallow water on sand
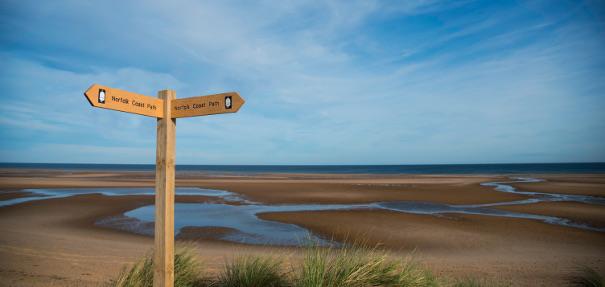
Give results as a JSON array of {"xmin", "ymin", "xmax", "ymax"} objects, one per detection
[
  {"xmin": 378, "ymin": 178, "xmax": 605, "ymax": 232},
  {"xmin": 1, "ymin": 177, "xmax": 604, "ymax": 246},
  {"xmin": 111, "ymin": 202, "xmax": 367, "ymax": 246},
  {"xmin": 0, "ymin": 187, "xmax": 237, "ymax": 207}
]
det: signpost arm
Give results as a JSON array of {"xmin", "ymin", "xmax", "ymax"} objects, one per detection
[{"xmin": 154, "ymin": 90, "xmax": 176, "ymax": 287}]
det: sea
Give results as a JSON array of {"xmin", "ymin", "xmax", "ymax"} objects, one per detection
[{"xmin": 1, "ymin": 162, "xmax": 604, "ymax": 174}]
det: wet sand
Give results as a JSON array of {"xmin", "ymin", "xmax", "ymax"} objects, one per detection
[
  {"xmin": 0, "ymin": 169, "xmax": 604, "ymax": 286},
  {"xmin": 259, "ymin": 209, "xmax": 605, "ymax": 285},
  {"xmin": 509, "ymin": 174, "xmax": 605, "ymax": 197},
  {"xmin": 0, "ymin": 190, "xmax": 36, "ymax": 201},
  {"xmin": 0, "ymin": 193, "xmax": 286, "ymax": 286},
  {"xmin": 496, "ymin": 201, "xmax": 605, "ymax": 229}
]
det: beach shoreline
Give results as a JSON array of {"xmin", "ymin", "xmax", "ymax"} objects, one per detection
[{"xmin": 0, "ymin": 169, "xmax": 604, "ymax": 286}]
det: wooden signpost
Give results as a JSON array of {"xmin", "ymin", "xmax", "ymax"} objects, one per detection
[{"xmin": 83, "ymin": 84, "xmax": 245, "ymax": 287}]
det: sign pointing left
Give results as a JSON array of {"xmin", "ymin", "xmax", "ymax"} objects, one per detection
[{"xmin": 84, "ymin": 84, "xmax": 164, "ymax": 118}]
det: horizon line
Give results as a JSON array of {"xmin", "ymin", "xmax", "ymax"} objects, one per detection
[{"xmin": 2, "ymin": 162, "xmax": 604, "ymax": 166}]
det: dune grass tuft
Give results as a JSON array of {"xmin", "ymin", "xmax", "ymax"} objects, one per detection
[
  {"xmin": 110, "ymin": 241, "xmax": 589, "ymax": 287},
  {"xmin": 295, "ymin": 242, "xmax": 437, "ymax": 287},
  {"xmin": 110, "ymin": 242, "xmax": 437, "ymax": 287},
  {"xmin": 215, "ymin": 256, "xmax": 288, "ymax": 287},
  {"xmin": 111, "ymin": 245, "xmax": 204, "ymax": 287},
  {"xmin": 112, "ymin": 251, "xmax": 154, "ymax": 287},
  {"xmin": 568, "ymin": 266, "xmax": 603, "ymax": 287}
]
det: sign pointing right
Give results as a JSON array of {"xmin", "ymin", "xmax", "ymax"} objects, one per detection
[{"xmin": 170, "ymin": 92, "xmax": 245, "ymax": 118}]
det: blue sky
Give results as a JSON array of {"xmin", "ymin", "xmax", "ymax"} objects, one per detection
[{"xmin": 0, "ymin": 0, "xmax": 604, "ymax": 164}]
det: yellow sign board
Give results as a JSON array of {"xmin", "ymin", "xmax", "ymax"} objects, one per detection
[
  {"xmin": 171, "ymin": 92, "xmax": 245, "ymax": 118},
  {"xmin": 84, "ymin": 84, "xmax": 164, "ymax": 118}
]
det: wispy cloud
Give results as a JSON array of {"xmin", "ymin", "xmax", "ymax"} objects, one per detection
[{"xmin": 1, "ymin": 0, "xmax": 603, "ymax": 164}]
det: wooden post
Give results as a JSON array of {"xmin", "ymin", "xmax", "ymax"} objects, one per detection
[{"xmin": 154, "ymin": 90, "xmax": 176, "ymax": 287}]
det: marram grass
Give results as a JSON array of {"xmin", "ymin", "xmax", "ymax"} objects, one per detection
[
  {"xmin": 295, "ymin": 242, "xmax": 437, "ymax": 287},
  {"xmin": 119, "ymin": 241, "xmax": 605, "ymax": 287},
  {"xmin": 110, "ymin": 245, "xmax": 204, "ymax": 287},
  {"xmin": 110, "ymin": 242, "xmax": 439, "ymax": 287},
  {"xmin": 216, "ymin": 256, "xmax": 288, "ymax": 287}
]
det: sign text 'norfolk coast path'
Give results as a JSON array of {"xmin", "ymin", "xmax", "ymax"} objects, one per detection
[
  {"xmin": 171, "ymin": 92, "xmax": 245, "ymax": 118},
  {"xmin": 84, "ymin": 84, "xmax": 164, "ymax": 118}
]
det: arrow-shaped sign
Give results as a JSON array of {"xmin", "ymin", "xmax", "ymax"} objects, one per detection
[
  {"xmin": 170, "ymin": 92, "xmax": 245, "ymax": 118},
  {"xmin": 84, "ymin": 84, "xmax": 164, "ymax": 118}
]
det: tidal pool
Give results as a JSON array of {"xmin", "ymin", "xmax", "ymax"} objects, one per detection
[{"xmin": 107, "ymin": 202, "xmax": 368, "ymax": 245}]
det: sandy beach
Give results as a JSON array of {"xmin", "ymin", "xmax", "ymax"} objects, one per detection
[{"xmin": 0, "ymin": 169, "xmax": 604, "ymax": 286}]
